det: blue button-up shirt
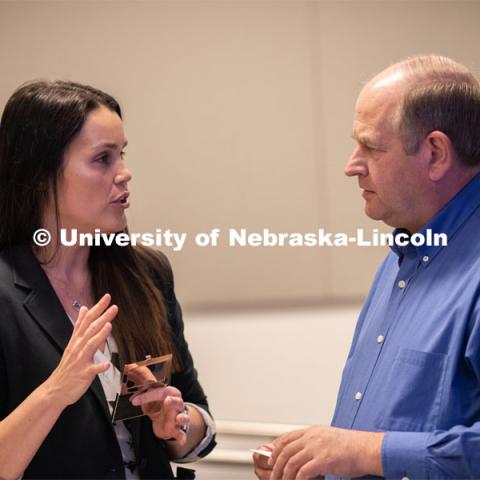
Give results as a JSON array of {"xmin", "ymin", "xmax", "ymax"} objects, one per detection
[{"xmin": 331, "ymin": 174, "xmax": 480, "ymax": 479}]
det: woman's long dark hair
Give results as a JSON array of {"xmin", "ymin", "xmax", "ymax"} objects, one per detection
[{"xmin": 0, "ymin": 80, "xmax": 179, "ymax": 369}]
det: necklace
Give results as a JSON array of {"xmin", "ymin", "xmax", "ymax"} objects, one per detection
[
  {"xmin": 72, "ymin": 298, "xmax": 82, "ymax": 312},
  {"xmin": 42, "ymin": 269, "xmax": 90, "ymax": 313}
]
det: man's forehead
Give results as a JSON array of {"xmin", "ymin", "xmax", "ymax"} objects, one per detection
[
  {"xmin": 354, "ymin": 84, "xmax": 402, "ymax": 127},
  {"xmin": 356, "ymin": 85, "xmax": 400, "ymax": 111}
]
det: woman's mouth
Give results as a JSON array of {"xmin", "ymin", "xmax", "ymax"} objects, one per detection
[{"xmin": 112, "ymin": 192, "xmax": 130, "ymax": 208}]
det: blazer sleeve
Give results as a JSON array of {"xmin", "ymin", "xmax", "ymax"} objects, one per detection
[
  {"xmin": 0, "ymin": 288, "xmax": 14, "ymax": 421},
  {"xmin": 0, "ymin": 343, "xmax": 7, "ymax": 420},
  {"xmin": 146, "ymin": 249, "xmax": 216, "ymax": 457},
  {"xmin": 169, "ymin": 300, "xmax": 210, "ymax": 412}
]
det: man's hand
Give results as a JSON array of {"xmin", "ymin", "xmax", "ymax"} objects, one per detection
[
  {"xmin": 252, "ymin": 443, "xmax": 274, "ymax": 480},
  {"xmin": 268, "ymin": 425, "xmax": 384, "ymax": 480}
]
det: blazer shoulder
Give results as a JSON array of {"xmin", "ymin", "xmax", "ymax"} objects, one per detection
[{"xmin": 0, "ymin": 248, "xmax": 17, "ymax": 295}]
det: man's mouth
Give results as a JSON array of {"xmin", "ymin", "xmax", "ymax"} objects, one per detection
[{"xmin": 362, "ymin": 189, "xmax": 375, "ymax": 198}]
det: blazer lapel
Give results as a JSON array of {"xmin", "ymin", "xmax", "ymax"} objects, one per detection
[{"xmin": 11, "ymin": 246, "xmax": 113, "ymax": 425}]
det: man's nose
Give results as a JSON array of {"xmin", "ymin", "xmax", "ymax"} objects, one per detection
[{"xmin": 345, "ymin": 145, "xmax": 368, "ymax": 177}]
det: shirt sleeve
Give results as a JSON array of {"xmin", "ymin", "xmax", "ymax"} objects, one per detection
[
  {"xmin": 382, "ymin": 312, "xmax": 480, "ymax": 479},
  {"xmin": 383, "ymin": 423, "xmax": 480, "ymax": 479}
]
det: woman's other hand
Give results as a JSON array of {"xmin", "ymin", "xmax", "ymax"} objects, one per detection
[{"xmin": 130, "ymin": 385, "xmax": 189, "ymax": 445}]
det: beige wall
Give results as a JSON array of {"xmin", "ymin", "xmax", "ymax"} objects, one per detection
[{"xmin": 1, "ymin": 0, "xmax": 479, "ymax": 310}]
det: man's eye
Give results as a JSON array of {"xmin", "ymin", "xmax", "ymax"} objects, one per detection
[{"xmin": 120, "ymin": 150, "xmax": 126, "ymax": 159}]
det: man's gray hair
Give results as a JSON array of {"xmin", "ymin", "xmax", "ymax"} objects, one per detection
[{"xmin": 391, "ymin": 55, "xmax": 480, "ymax": 166}]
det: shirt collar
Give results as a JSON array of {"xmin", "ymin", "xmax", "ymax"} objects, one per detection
[{"xmin": 390, "ymin": 173, "xmax": 480, "ymax": 263}]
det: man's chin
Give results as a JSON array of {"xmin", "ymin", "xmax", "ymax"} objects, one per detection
[
  {"xmin": 364, "ymin": 208, "xmax": 402, "ymax": 230},
  {"xmin": 364, "ymin": 204, "xmax": 385, "ymax": 222}
]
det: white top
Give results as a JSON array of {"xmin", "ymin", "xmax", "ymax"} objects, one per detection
[{"xmin": 94, "ymin": 336, "xmax": 139, "ymax": 479}]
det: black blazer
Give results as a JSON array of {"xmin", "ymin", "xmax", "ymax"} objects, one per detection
[{"xmin": 0, "ymin": 246, "xmax": 215, "ymax": 479}]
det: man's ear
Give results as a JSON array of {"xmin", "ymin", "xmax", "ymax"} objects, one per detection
[{"xmin": 423, "ymin": 130, "xmax": 455, "ymax": 182}]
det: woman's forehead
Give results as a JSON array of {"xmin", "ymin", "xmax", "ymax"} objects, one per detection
[{"xmin": 71, "ymin": 106, "xmax": 126, "ymax": 151}]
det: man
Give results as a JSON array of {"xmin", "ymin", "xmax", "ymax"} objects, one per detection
[{"xmin": 253, "ymin": 55, "xmax": 480, "ymax": 479}]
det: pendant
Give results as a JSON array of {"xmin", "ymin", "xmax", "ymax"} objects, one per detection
[{"xmin": 72, "ymin": 299, "xmax": 82, "ymax": 311}]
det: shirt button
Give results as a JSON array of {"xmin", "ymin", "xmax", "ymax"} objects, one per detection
[
  {"xmin": 422, "ymin": 255, "xmax": 429, "ymax": 263},
  {"xmin": 376, "ymin": 335, "xmax": 385, "ymax": 344},
  {"xmin": 355, "ymin": 391, "xmax": 363, "ymax": 401},
  {"xmin": 398, "ymin": 280, "xmax": 407, "ymax": 288}
]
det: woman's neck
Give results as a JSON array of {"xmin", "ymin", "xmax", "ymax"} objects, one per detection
[
  {"xmin": 36, "ymin": 242, "xmax": 95, "ymax": 318},
  {"xmin": 35, "ymin": 242, "xmax": 91, "ymax": 281}
]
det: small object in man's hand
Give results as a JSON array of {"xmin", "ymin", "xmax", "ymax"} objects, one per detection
[{"xmin": 250, "ymin": 448, "xmax": 272, "ymax": 458}]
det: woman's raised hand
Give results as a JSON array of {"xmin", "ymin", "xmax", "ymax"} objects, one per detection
[{"xmin": 44, "ymin": 293, "xmax": 118, "ymax": 409}]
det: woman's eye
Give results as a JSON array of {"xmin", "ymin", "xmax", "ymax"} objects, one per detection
[{"xmin": 95, "ymin": 154, "xmax": 110, "ymax": 164}]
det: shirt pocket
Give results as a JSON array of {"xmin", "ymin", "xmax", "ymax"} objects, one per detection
[{"xmin": 375, "ymin": 347, "xmax": 448, "ymax": 432}]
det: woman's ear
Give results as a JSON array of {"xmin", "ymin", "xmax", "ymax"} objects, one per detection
[{"xmin": 423, "ymin": 130, "xmax": 455, "ymax": 182}]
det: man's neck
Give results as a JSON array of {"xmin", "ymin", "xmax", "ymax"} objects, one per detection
[{"xmin": 405, "ymin": 168, "xmax": 480, "ymax": 233}]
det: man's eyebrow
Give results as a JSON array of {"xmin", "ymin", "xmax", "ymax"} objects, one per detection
[
  {"xmin": 351, "ymin": 132, "xmax": 370, "ymax": 144},
  {"xmin": 351, "ymin": 132, "xmax": 382, "ymax": 147}
]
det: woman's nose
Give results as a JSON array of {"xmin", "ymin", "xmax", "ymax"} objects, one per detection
[{"xmin": 115, "ymin": 162, "xmax": 132, "ymax": 185}]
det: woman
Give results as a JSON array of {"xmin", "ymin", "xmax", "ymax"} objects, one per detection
[{"xmin": 0, "ymin": 81, "xmax": 215, "ymax": 479}]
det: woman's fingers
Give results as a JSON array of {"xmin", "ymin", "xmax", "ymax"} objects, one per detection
[
  {"xmin": 162, "ymin": 397, "xmax": 188, "ymax": 442},
  {"xmin": 47, "ymin": 294, "xmax": 119, "ymax": 408},
  {"xmin": 160, "ymin": 397, "xmax": 187, "ymax": 443},
  {"xmin": 72, "ymin": 305, "xmax": 88, "ymax": 333},
  {"xmin": 171, "ymin": 400, "xmax": 190, "ymax": 433},
  {"xmin": 131, "ymin": 387, "xmax": 190, "ymax": 445},
  {"xmin": 164, "ymin": 396, "xmax": 184, "ymax": 425},
  {"xmin": 76, "ymin": 293, "xmax": 112, "ymax": 336},
  {"xmin": 131, "ymin": 385, "xmax": 181, "ymax": 406},
  {"xmin": 178, "ymin": 411, "xmax": 190, "ymax": 430},
  {"xmin": 84, "ymin": 321, "xmax": 113, "ymax": 358},
  {"xmin": 125, "ymin": 366, "xmax": 156, "ymax": 385},
  {"xmin": 129, "ymin": 387, "xmax": 188, "ymax": 442},
  {"xmin": 91, "ymin": 360, "xmax": 112, "ymax": 375},
  {"xmin": 80, "ymin": 304, "xmax": 117, "ymax": 346}
]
